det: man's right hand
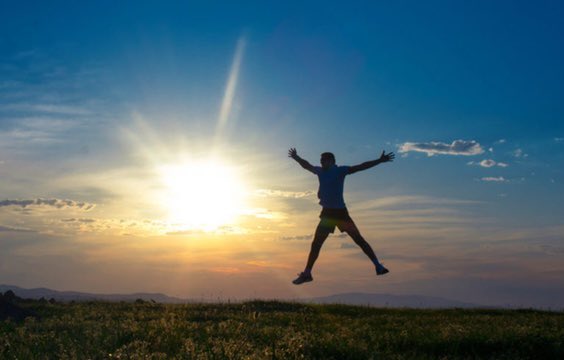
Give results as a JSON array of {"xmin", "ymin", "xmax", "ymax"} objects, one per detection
[
  {"xmin": 289, "ymin": 148, "xmax": 316, "ymax": 174},
  {"xmin": 288, "ymin": 148, "xmax": 298, "ymax": 159}
]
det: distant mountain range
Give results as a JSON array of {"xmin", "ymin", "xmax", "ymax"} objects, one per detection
[
  {"xmin": 1, "ymin": 284, "xmax": 484, "ymax": 308},
  {"xmin": 0, "ymin": 284, "xmax": 185, "ymax": 303}
]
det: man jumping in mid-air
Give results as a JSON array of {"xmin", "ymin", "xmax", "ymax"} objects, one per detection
[{"xmin": 288, "ymin": 148, "xmax": 395, "ymax": 285}]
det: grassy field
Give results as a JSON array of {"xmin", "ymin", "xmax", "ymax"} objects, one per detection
[{"xmin": 1, "ymin": 300, "xmax": 563, "ymax": 359}]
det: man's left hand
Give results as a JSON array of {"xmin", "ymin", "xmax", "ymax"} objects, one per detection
[{"xmin": 379, "ymin": 150, "xmax": 395, "ymax": 163}]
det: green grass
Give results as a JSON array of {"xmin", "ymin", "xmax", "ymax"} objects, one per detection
[{"xmin": 2, "ymin": 300, "xmax": 563, "ymax": 359}]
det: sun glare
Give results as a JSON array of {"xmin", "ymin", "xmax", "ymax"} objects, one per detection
[{"xmin": 159, "ymin": 160, "xmax": 247, "ymax": 231}]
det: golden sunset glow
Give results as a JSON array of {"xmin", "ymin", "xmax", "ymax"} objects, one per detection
[
  {"xmin": 159, "ymin": 159, "xmax": 247, "ymax": 231},
  {"xmin": 3, "ymin": 1, "xmax": 563, "ymax": 313}
]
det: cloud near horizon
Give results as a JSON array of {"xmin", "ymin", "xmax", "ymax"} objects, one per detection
[
  {"xmin": 61, "ymin": 218, "xmax": 97, "ymax": 223},
  {"xmin": 0, "ymin": 224, "xmax": 35, "ymax": 232},
  {"xmin": 399, "ymin": 140, "xmax": 484, "ymax": 156},
  {"xmin": 0, "ymin": 198, "xmax": 95, "ymax": 211},
  {"xmin": 279, "ymin": 234, "xmax": 312, "ymax": 241}
]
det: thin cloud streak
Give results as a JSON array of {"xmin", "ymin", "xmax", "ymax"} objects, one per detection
[
  {"xmin": 353, "ymin": 195, "xmax": 481, "ymax": 211},
  {"xmin": 481, "ymin": 176, "xmax": 507, "ymax": 182},
  {"xmin": 279, "ymin": 234, "xmax": 312, "ymax": 241},
  {"xmin": 0, "ymin": 225, "xmax": 35, "ymax": 232},
  {"xmin": 0, "ymin": 103, "xmax": 92, "ymax": 115},
  {"xmin": 216, "ymin": 36, "xmax": 246, "ymax": 136},
  {"xmin": 254, "ymin": 189, "xmax": 315, "ymax": 198},
  {"xmin": 467, "ymin": 159, "xmax": 509, "ymax": 168},
  {"xmin": 399, "ymin": 140, "xmax": 484, "ymax": 156},
  {"xmin": 0, "ymin": 117, "xmax": 79, "ymax": 148}
]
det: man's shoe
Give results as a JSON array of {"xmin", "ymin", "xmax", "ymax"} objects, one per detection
[
  {"xmin": 376, "ymin": 264, "xmax": 389, "ymax": 276},
  {"xmin": 292, "ymin": 272, "xmax": 313, "ymax": 285}
]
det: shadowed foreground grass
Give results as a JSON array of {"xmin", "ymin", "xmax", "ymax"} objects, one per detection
[{"xmin": 1, "ymin": 300, "xmax": 563, "ymax": 359}]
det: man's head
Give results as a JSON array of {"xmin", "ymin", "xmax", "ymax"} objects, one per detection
[{"xmin": 320, "ymin": 152, "xmax": 336, "ymax": 169}]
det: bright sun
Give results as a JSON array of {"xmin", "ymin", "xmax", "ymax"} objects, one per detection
[{"xmin": 159, "ymin": 159, "xmax": 247, "ymax": 231}]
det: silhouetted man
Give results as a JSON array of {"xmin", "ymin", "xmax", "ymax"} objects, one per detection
[{"xmin": 288, "ymin": 148, "xmax": 394, "ymax": 285}]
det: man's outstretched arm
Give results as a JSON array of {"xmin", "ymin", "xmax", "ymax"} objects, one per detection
[
  {"xmin": 288, "ymin": 148, "xmax": 316, "ymax": 174},
  {"xmin": 348, "ymin": 150, "xmax": 395, "ymax": 174}
]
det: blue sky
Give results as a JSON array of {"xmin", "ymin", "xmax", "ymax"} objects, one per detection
[{"xmin": 1, "ymin": 1, "xmax": 563, "ymax": 307}]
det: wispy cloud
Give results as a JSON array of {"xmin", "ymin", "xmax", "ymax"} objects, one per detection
[
  {"xmin": 246, "ymin": 260, "xmax": 267, "ymax": 267},
  {"xmin": 12, "ymin": 49, "xmax": 41, "ymax": 60},
  {"xmin": 0, "ymin": 103, "xmax": 92, "ymax": 116},
  {"xmin": 241, "ymin": 208, "xmax": 287, "ymax": 220},
  {"xmin": 555, "ymin": 137, "xmax": 564, "ymax": 143},
  {"xmin": 480, "ymin": 176, "xmax": 507, "ymax": 182},
  {"xmin": 216, "ymin": 36, "xmax": 246, "ymax": 138},
  {"xmin": 209, "ymin": 267, "xmax": 241, "ymax": 274},
  {"xmin": 254, "ymin": 189, "xmax": 314, "ymax": 198},
  {"xmin": 0, "ymin": 198, "xmax": 95, "ymax": 211},
  {"xmin": 353, "ymin": 195, "xmax": 480, "ymax": 211},
  {"xmin": 61, "ymin": 218, "xmax": 97, "ymax": 223},
  {"xmin": 0, "ymin": 112, "xmax": 96, "ymax": 153},
  {"xmin": 0, "ymin": 116, "xmax": 78, "ymax": 146},
  {"xmin": 399, "ymin": 140, "xmax": 484, "ymax": 156},
  {"xmin": 279, "ymin": 234, "xmax": 312, "ymax": 241},
  {"xmin": 479, "ymin": 159, "xmax": 496, "ymax": 168},
  {"xmin": 0, "ymin": 50, "xmax": 110, "ymax": 157},
  {"xmin": 58, "ymin": 217, "xmax": 175, "ymax": 236},
  {"xmin": 347, "ymin": 195, "xmax": 485, "ymax": 234},
  {"xmin": 467, "ymin": 159, "xmax": 509, "ymax": 168},
  {"xmin": 0, "ymin": 224, "xmax": 35, "ymax": 232},
  {"xmin": 513, "ymin": 149, "xmax": 528, "ymax": 158}
]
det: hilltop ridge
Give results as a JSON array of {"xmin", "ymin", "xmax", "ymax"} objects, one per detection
[{"xmin": 1, "ymin": 284, "xmax": 484, "ymax": 308}]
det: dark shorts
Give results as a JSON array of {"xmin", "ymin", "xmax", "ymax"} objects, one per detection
[{"xmin": 317, "ymin": 208, "xmax": 358, "ymax": 234}]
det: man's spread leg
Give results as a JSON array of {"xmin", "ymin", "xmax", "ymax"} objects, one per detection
[
  {"xmin": 345, "ymin": 224, "xmax": 389, "ymax": 275},
  {"xmin": 305, "ymin": 223, "xmax": 332, "ymax": 271}
]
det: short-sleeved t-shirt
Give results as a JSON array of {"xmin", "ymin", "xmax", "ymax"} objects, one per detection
[{"xmin": 313, "ymin": 165, "xmax": 350, "ymax": 209}]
